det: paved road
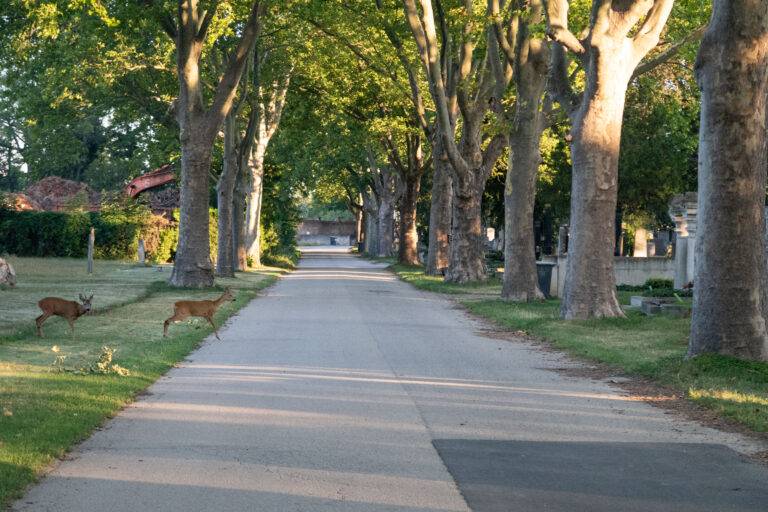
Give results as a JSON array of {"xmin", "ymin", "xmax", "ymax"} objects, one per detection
[{"xmin": 15, "ymin": 247, "xmax": 768, "ymax": 511}]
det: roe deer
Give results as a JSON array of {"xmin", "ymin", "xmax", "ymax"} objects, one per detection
[
  {"xmin": 36, "ymin": 294, "xmax": 93, "ymax": 337},
  {"xmin": 163, "ymin": 288, "xmax": 235, "ymax": 340}
]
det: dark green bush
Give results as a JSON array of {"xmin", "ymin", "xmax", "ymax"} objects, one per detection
[
  {"xmin": 0, "ymin": 205, "xmax": 163, "ymax": 260},
  {"xmin": 644, "ymin": 277, "xmax": 674, "ymax": 289},
  {"xmin": 640, "ymin": 287, "xmax": 692, "ymax": 298}
]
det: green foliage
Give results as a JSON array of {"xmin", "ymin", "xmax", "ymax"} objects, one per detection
[
  {"xmin": 0, "ymin": 202, "xmax": 220, "ymax": 263},
  {"xmin": 645, "ymin": 278, "xmax": 674, "ymax": 289}
]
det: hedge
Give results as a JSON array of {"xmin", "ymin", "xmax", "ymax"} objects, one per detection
[{"xmin": 0, "ymin": 206, "xmax": 218, "ymax": 263}]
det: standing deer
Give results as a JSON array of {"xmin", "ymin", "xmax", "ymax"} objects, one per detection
[
  {"xmin": 163, "ymin": 288, "xmax": 235, "ymax": 340},
  {"xmin": 36, "ymin": 294, "xmax": 93, "ymax": 337}
]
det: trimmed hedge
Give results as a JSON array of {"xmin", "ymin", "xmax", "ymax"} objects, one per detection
[
  {"xmin": 0, "ymin": 208, "xmax": 134, "ymax": 259},
  {"xmin": 0, "ymin": 206, "xmax": 219, "ymax": 262}
]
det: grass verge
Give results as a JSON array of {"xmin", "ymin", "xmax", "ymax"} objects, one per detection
[
  {"xmin": 390, "ymin": 263, "xmax": 768, "ymax": 434},
  {"xmin": 0, "ymin": 258, "xmax": 282, "ymax": 507}
]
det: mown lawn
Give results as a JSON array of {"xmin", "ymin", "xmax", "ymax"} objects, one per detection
[
  {"xmin": 390, "ymin": 264, "xmax": 768, "ymax": 434},
  {"xmin": 0, "ymin": 258, "xmax": 282, "ymax": 507}
]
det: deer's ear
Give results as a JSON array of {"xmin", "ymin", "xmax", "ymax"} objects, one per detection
[
  {"xmin": 79, "ymin": 294, "xmax": 85, "ymax": 302},
  {"xmin": 88, "ymin": 294, "xmax": 94, "ymax": 301}
]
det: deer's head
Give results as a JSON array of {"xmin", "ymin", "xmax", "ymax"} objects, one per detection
[{"xmin": 78, "ymin": 294, "xmax": 94, "ymax": 314}]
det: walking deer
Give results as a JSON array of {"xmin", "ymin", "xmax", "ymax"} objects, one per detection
[
  {"xmin": 163, "ymin": 288, "xmax": 236, "ymax": 340},
  {"xmin": 36, "ymin": 294, "xmax": 93, "ymax": 337}
]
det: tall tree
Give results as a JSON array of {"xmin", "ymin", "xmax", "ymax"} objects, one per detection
[
  {"xmin": 167, "ymin": 0, "xmax": 263, "ymax": 287},
  {"xmin": 403, "ymin": 0, "xmax": 508, "ymax": 283},
  {"xmin": 689, "ymin": 0, "xmax": 768, "ymax": 361},
  {"xmin": 545, "ymin": 0, "xmax": 675, "ymax": 318},
  {"xmin": 243, "ymin": 55, "xmax": 291, "ymax": 267},
  {"xmin": 490, "ymin": 0, "xmax": 550, "ymax": 301}
]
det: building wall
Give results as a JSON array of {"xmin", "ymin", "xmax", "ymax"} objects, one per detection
[{"xmin": 542, "ymin": 256, "xmax": 675, "ymax": 298}]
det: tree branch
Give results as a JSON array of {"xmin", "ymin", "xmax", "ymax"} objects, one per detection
[
  {"xmin": 633, "ymin": 20, "xmax": 702, "ymax": 77},
  {"xmin": 632, "ymin": 0, "xmax": 676, "ymax": 58},
  {"xmin": 543, "ymin": 0, "xmax": 585, "ymax": 55},
  {"xmin": 203, "ymin": 0, "xmax": 263, "ymax": 140},
  {"xmin": 196, "ymin": 2, "xmax": 218, "ymax": 42}
]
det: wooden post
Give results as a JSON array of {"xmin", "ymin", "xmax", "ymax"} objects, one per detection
[
  {"xmin": 87, "ymin": 227, "xmax": 95, "ymax": 274},
  {"xmin": 138, "ymin": 239, "xmax": 146, "ymax": 264}
]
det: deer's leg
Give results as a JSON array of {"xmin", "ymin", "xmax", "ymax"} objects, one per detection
[
  {"xmin": 67, "ymin": 318, "xmax": 75, "ymax": 337},
  {"xmin": 205, "ymin": 316, "xmax": 220, "ymax": 340},
  {"xmin": 35, "ymin": 313, "xmax": 50, "ymax": 337},
  {"xmin": 163, "ymin": 312, "xmax": 186, "ymax": 338}
]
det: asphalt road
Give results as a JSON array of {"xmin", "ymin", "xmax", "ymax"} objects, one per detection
[{"xmin": 14, "ymin": 247, "xmax": 768, "ymax": 511}]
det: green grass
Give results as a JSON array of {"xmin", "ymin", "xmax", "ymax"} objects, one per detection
[
  {"xmin": 0, "ymin": 257, "xmax": 169, "ymax": 336},
  {"xmin": 0, "ymin": 257, "xmax": 282, "ymax": 507},
  {"xmin": 391, "ymin": 263, "xmax": 502, "ymax": 296},
  {"xmin": 391, "ymin": 264, "xmax": 768, "ymax": 434}
]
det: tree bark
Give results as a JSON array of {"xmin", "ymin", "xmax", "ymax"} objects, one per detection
[
  {"xmin": 503, "ymin": 104, "xmax": 546, "ymax": 301},
  {"xmin": 233, "ymin": 163, "xmax": 248, "ymax": 271},
  {"xmin": 426, "ymin": 141, "xmax": 452, "ymax": 275},
  {"xmin": 689, "ymin": 0, "xmax": 768, "ymax": 361},
  {"xmin": 560, "ymin": 66, "xmax": 628, "ymax": 319},
  {"xmin": 377, "ymin": 200, "xmax": 395, "ymax": 257},
  {"xmin": 172, "ymin": 136, "xmax": 216, "ymax": 287},
  {"xmin": 446, "ymin": 171, "xmax": 487, "ymax": 282},
  {"xmin": 216, "ymin": 111, "xmax": 238, "ymax": 277},
  {"xmin": 398, "ymin": 172, "xmax": 421, "ymax": 265},
  {"xmin": 244, "ymin": 142, "xmax": 266, "ymax": 266},
  {"xmin": 363, "ymin": 190, "xmax": 379, "ymax": 255}
]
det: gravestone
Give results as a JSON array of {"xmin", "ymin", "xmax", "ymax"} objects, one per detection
[{"xmin": 669, "ymin": 193, "xmax": 697, "ymax": 289}]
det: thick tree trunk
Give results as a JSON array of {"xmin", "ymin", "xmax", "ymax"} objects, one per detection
[
  {"xmin": 689, "ymin": 1, "xmax": 768, "ymax": 361},
  {"xmin": 426, "ymin": 145, "xmax": 452, "ymax": 275},
  {"xmin": 503, "ymin": 110, "xmax": 545, "ymax": 301},
  {"xmin": 560, "ymin": 48, "xmax": 630, "ymax": 319},
  {"xmin": 446, "ymin": 174, "xmax": 486, "ymax": 283},
  {"xmin": 170, "ymin": 136, "xmax": 215, "ymax": 287},
  {"xmin": 377, "ymin": 201, "xmax": 395, "ymax": 257},
  {"xmin": 398, "ymin": 173, "xmax": 421, "ymax": 265},
  {"xmin": 244, "ymin": 143, "xmax": 266, "ymax": 266},
  {"xmin": 216, "ymin": 113, "xmax": 238, "ymax": 277}
]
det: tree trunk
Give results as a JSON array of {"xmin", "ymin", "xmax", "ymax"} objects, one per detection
[
  {"xmin": 446, "ymin": 172, "xmax": 486, "ymax": 283},
  {"xmin": 170, "ymin": 135, "xmax": 215, "ymax": 287},
  {"xmin": 398, "ymin": 173, "xmax": 421, "ymax": 265},
  {"xmin": 233, "ymin": 165, "xmax": 248, "ymax": 271},
  {"xmin": 245, "ymin": 143, "xmax": 266, "ymax": 266},
  {"xmin": 355, "ymin": 204, "xmax": 364, "ymax": 245},
  {"xmin": 560, "ymin": 47, "xmax": 631, "ymax": 319},
  {"xmin": 216, "ymin": 112, "xmax": 238, "ymax": 277},
  {"xmin": 426, "ymin": 144, "xmax": 452, "ymax": 275},
  {"xmin": 363, "ymin": 190, "xmax": 379, "ymax": 256},
  {"xmin": 689, "ymin": 0, "xmax": 768, "ymax": 361},
  {"xmin": 377, "ymin": 200, "xmax": 395, "ymax": 257},
  {"xmin": 503, "ymin": 103, "xmax": 546, "ymax": 301}
]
